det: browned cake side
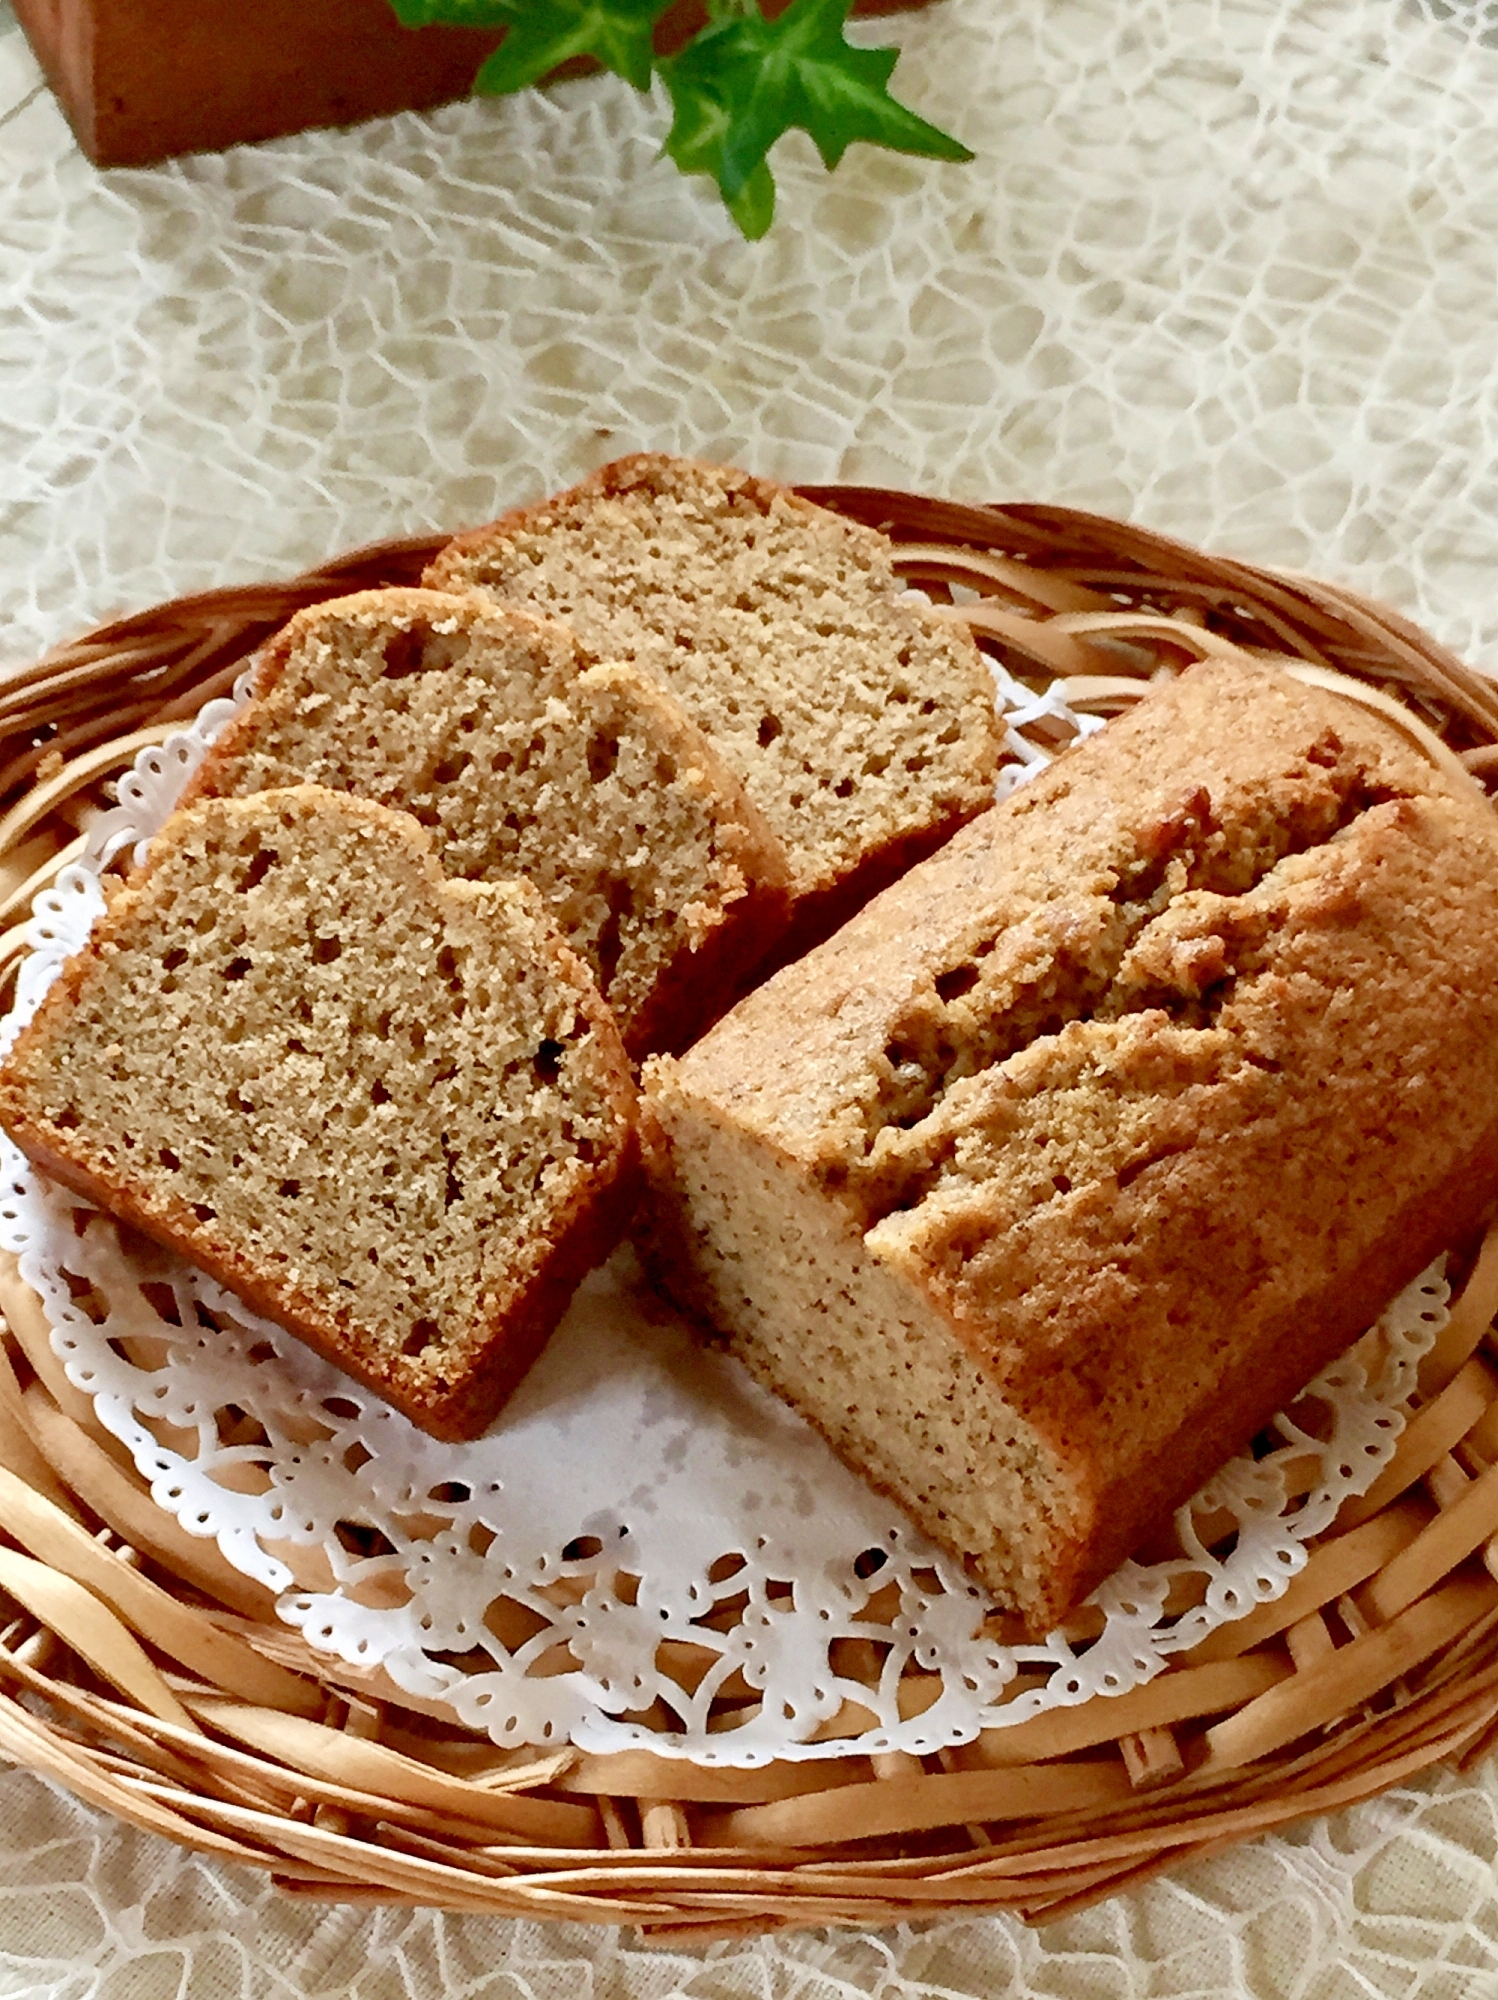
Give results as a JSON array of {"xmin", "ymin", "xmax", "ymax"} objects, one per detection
[
  {"xmin": 642, "ymin": 660, "xmax": 1498, "ymax": 1634},
  {"xmin": 0, "ymin": 787, "xmax": 640, "ymax": 1440},
  {"xmin": 181, "ymin": 589, "xmax": 792, "ymax": 1056},
  {"xmin": 423, "ymin": 454, "xmax": 1004, "ymax": 934}
]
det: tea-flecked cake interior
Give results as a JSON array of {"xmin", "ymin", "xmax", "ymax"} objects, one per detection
[
  {"xmin": 183, "ymin": 589, "xmax": 792, "ymax": 1055},
  {"xmin": 0, "ymin": 786, "xmax": 640, "ymax": 1438},
  {"xmin": 424, "ymin": 454, "xmax": 1004, "ymax": 919}
]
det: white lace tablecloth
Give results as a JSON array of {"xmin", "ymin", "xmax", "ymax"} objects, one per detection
[{"xmin": 6, "ymin": 0, "xmax": 1498, "ymax": 1988}]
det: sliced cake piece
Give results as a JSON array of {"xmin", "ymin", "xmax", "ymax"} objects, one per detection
[
  {"xmin": 641, "ymin": 661, "xmax": 1498, "ymax": 1634},
  {"xmin": 0, "ymin": 786, "xmax": 640, "ymax": 1440},
  {"xmin": 182, "ymin": 589, "xmax": 792, "ymax": 1056},
  {"xmin": 423, "ymin": 454, "xmax": 1004, "ymax": 935}
]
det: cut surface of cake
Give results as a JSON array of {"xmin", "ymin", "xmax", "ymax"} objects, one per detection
[
  {"xmin": 181, "ymin": 589, "xmax": 791, "ymax": 1055},
  {"xmin": 423, "ymin": 454, "xmax": 1004, "ymax": 931},
  {"xmin": 0, "ymin": 786, "xmax": 640, "ymax": 1439},
  {"xmin": 642, "ymin": 660, "xmax": 1498, "ymax": 1634}
]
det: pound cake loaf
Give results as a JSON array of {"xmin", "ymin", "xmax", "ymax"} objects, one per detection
[
  {"xmin": 182, "ymin": 589, "xmax": 792, "ymax": 1055},
  {"xmin": 423, "ymin": 454, "xmax": 1005, "ymax": 933},
  {"xmin": 0, "ymin": 786, "xmax": 640, "ymax": 1439},
  {"xmin": 642, "ymin": 659, "xmax": 1498, "ymax": 1635}
]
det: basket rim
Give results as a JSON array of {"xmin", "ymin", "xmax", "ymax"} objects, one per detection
[{"xmin": 1, "ymin": 485, "xmax": 1497, "ymax": 1934}]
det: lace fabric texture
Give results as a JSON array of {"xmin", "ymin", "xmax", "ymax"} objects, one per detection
[
  {"xmin": 7, "ymin": 0, "xmax": 1498, "ymax": 1979},
  {"xmin": 4, "ymin": 0, "xmax": 1498, "ymax": 682},
  {"xmin": 0, "ymin": 680, "xmax": 1453, "ymax": 1763}
]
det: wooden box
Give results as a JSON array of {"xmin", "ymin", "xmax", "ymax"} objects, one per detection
[{"xmin": 12, "ymin": 0, "xmax": 931, "ymax": 169}]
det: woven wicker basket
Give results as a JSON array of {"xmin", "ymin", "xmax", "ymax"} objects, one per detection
[{"xmin": 3, "ymin": 489, "xmax": 1498, "ymax": 1942}]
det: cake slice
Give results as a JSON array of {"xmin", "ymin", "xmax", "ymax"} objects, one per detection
[
  {"xmin": 423, "ymin": 454, "xmax": 1004, "ymax": 937},
  {"xmin": 641, "ymin": 660, "xmax": 1498, "ymax": 1634},
  {"xmin": 0, "ymin": 786, "xmax": 640, "ymax": 1439},
  {"xmin": 182, "ymin": 589, "xmax": 792, "ymax": 1056}
]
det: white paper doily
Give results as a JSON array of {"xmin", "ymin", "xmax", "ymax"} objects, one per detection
[{"xmin": 0, "ymin": 663, "xmax": 1450, "ymax": 1765}]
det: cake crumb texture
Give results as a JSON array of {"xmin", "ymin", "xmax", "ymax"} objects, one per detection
[
  {"xmin": 644, "ymin": 660, "xmax": 1498, "ymax": 1632},
  {"xmin": 0, "ymin": 786, "xmax": 640, "ymax": 1439},
  {"xmin": 184, "ymin": 589, "xmax": 792, "ymax": 1055},
  {"xmin": 424, "ymin": 454, "xmax": 1004, "ymax": 919}
]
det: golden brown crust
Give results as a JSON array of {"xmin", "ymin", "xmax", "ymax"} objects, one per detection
[
  {"xmin": 1045, "ymin": 1106, "xmax": 1498, "ymax": 1624},
  {"xmin": 677, "ymin": 662, "xmax": 1488, "ymax": 1148},
  {"xmin": 645, "ymin": 661, "xmax": 1498, "ymax": 1632}
]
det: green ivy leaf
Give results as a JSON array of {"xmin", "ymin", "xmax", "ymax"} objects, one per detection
[
  {"xmin": 656, "ymin": 44, "xmax": 779, "ymax": 235},
  {"xmin": 392, "ymin": 0, "xmax": 672, "ymax": 95},
  {"xmin": 385, "ymin": 0, "xmax": 973, "ymax": 238},
  {"xmin": 661, "ymin": 0, "xmax": 972, "ymax": 237}
]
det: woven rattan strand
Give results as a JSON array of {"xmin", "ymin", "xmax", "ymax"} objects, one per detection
[{"xmin": 2, "ymin": 490, "xmax": 1498, "ymax": 1938}]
